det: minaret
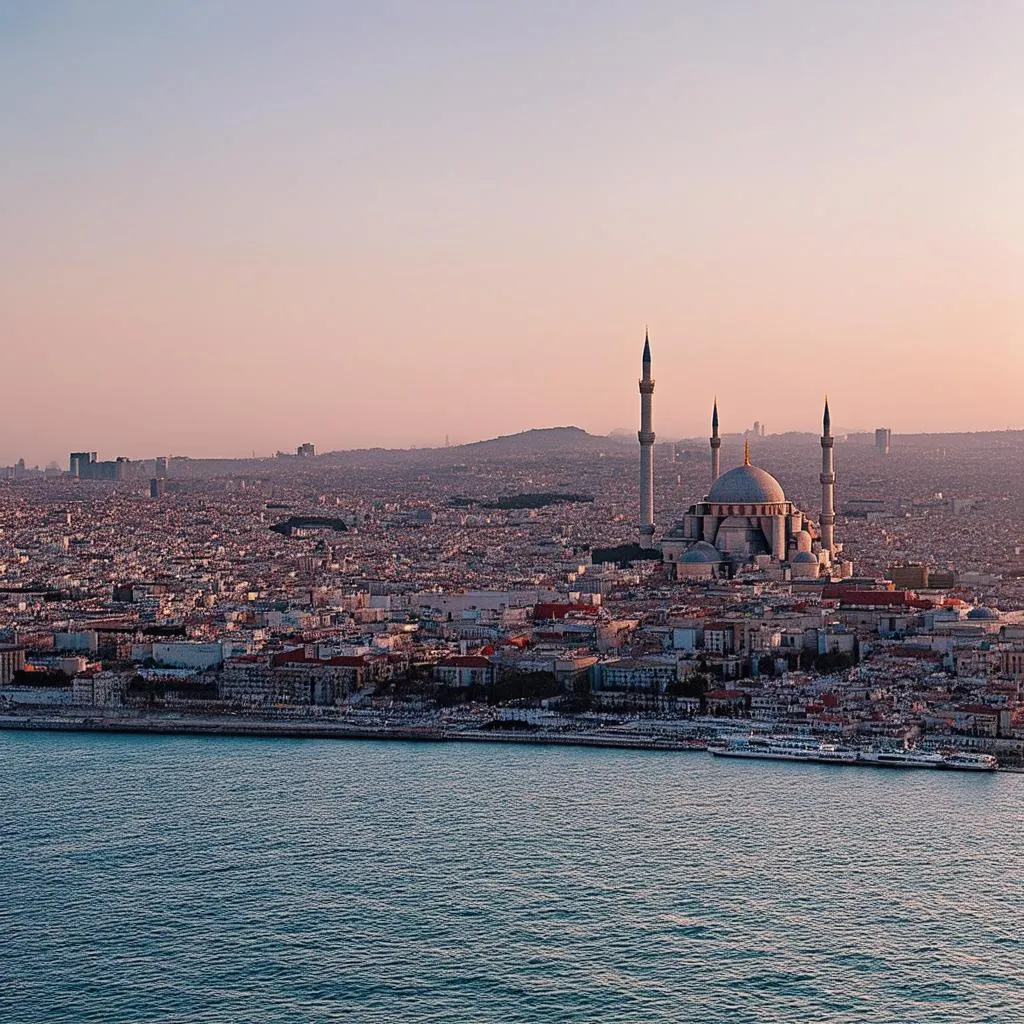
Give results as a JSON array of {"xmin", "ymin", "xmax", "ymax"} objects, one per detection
[
  {"xmin": 710, "ymin": 399, "xmax": 721, "ymax": 484},
  {"xmin": 638, "ymin": 330, "xmax": 655, "ymax": 548},
  {"xmin": 820, "ymin": 397, "xmax": 835, "ymax": 553}
]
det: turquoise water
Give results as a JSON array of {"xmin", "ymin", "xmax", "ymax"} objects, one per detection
[{"xmin": 2, "ymin": 732, "xmax": 1022, "ymax": 1023}]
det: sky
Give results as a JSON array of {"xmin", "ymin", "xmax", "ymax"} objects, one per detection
[{"xmin": 2, "ymin": 0, "xmax": 1022, "ymax": 464}]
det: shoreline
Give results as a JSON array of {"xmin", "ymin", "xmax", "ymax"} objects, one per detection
[
  {"xmin": 0, "ymin": 714, "xmax": 705, "ymax": 752},
  {"xmin": 3, "ymin": 713, "xmax": 1023, "ymax": 772}
]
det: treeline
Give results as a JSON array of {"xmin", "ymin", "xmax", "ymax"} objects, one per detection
[
  {"xmin": 590, "ymin": 543, "xmax": 662, "ymax": 565},
  {"xmin": 269, "ymin": 516, "xmax": 348, "ymax": 536},
  {"xmin": 409, "ymin": 669, "xmax": 565, "ymax": 708},
  {"xmin": 126, "ymin": 677, "xmax": 220, "ymax": 700},
  {"xmin": 11, "ymin": 669, "xmax": 69, "ymax": 688}
]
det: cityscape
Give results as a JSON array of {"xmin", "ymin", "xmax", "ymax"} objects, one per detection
[
  {"xmin": 4, "ymin": 3, "xmax": 1022, "ymax": 1023},
  {"xmin": 3, "ymin": 337, "xmax": 1023, "ymax": 768}
]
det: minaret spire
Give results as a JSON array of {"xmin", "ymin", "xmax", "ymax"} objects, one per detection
[
  {"xmin": 710, "ymin": 398, "xmax": 721, "ymax": 484},
  {"xmin": 743, "ymin": 438, "xmax": 751, "ymax": 466},
  {"xmin": 638, "ymin": 330, "xmax": 656, "ymax": 548},
  {"xmin": 820, "ymin": 396, "xmax": 835, "ymax": 555}
]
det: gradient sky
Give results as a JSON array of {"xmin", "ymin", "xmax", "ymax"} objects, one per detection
[{"xmin": 2, "ymin": 0, "xmax": 1022, "ymax": 464}]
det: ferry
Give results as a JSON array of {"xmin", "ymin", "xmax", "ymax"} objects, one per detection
[
  {"xmin": 709, "ymin": 735, "xmax": 859, "ymax": 766},
  {"xmin": 857, "ymin": 747, "xmax": 997, "ymax": 771},
  {"xmin": 709, "ymin": 735, "xmax": 998, "ymax": 772}
]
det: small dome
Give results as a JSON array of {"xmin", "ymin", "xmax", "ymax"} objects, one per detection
[
  {"xmin": 708, "ymin": 464, "xmax": 786, "ymax": 504},
  {"xmin": 791, "ymin": 550, "xmax": 818, "ymax": 564},
  {"xmin": 967, "ymin": 606, "xmax": 999, "ymax": 620},
  {"xmin": 681, "ymin": 541, "xmax": 724, "ymax": 564}
]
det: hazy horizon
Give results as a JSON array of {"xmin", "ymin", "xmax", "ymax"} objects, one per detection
[
  {"xmin": 12, "ymin": 419, "xmax": 1024, "ymax": 469},
  {"xmin": 3, "ymin": 1, "xmax": 1022, "ymax": 465}
]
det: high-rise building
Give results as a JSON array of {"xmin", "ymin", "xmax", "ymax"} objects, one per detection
[
  {"xmin": 69, "ymin": 452, "xmax": 130, "ymax": 481},
  {"xmin": 875, "ymin": 428, "xmax": 892, "ymax": 456},
  {"xmin": 297, "ymin": 443, "xmax": 316, "ymax": 458},
  {"xmin": 70, "ymin": 452, "xmax": 96, "ymax": 477}
]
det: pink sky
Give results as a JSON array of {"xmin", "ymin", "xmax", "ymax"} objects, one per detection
[{"xmin": 2, "ymin": 1, "xmax": 1022, "ymax": 465}]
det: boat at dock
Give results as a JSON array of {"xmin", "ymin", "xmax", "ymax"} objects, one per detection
[{"xmin": 709, "ymin": 735, "xmax": 997, "ymax": 772}]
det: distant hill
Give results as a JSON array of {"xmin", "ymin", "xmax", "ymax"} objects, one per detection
[{"xmin": 454, "ymin": 426, "xmax": 629, "ymax": 455}]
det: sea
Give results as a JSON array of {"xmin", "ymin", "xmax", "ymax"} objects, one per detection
[{"xmin": 2, "ymin": 731, "xmax": 1022, "ymax": 1024}]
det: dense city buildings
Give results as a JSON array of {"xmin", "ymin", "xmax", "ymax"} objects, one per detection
[{"xmin": 2, "ymin": 384, "xmax": 1024, "ymax": 765}]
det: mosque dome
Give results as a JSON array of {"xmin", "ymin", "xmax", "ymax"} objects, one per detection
[
  {"xmin": 708, "ymin": 464, "xmax": 786, "ymax": 505},
  {"xmin": 967, "ymin": 606, "xmax": 999, "ymax": 620},
  {"xmin": 680, "ymin": 541, "xmax": 724, "ymax": 564},
  {"xmin": 791, "ymin": 550, "xmax": 818, "ymax": 564}
]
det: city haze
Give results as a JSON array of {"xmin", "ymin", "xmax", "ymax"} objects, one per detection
[{"xmin": 2, "ymin": 0, "xmax": 1022, "ymax": 465}]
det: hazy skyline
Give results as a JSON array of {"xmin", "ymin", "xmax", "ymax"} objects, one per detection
[{"xmin": 3, "ymin": 1, "xmax": 1022, "ymax": 465}]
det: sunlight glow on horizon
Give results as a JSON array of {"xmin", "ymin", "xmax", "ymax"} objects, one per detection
[{"xmin": 2, "ymin": 0, "xmax": 1022, "ymax": 464}]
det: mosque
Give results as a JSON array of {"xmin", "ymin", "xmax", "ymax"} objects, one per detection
[{"xmin": 636, "ymin": 333, "xmax": 853, "ymax": 581}]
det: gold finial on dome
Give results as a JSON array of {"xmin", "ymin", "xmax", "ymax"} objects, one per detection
[{"xmin": 744, "ymin": 439, "xmax": 751, "ymax": 466}]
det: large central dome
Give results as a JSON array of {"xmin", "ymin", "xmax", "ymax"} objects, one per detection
[{"xmin": 707, "ymin": 464, "xmax": 786, "ymax": 504}]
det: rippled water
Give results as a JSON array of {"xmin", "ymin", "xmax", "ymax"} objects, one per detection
[{"xmin": 2, "ymin": 732, "xmax": 1022, "ymax": 1023}]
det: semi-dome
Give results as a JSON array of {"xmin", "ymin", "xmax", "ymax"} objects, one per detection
[
  {"xmin": 680, "ymin": 541, "xmax": 724, "ymax": 564},
  {"xmin": 708, "ymin": 464, "xmax": 786, "ymax": 504},
  {"xmin": 791, "ymin": 550, "xmax": 818, "ymax": 564}
]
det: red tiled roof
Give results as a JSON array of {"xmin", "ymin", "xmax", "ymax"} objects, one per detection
[
  {"xmin": 956, "ymin": 704, "xmax": 999, "ymax": 716},
  {"xmin": 533, "ymin": 603, "xmax": 600, "ymax": 620},
  {"xmin": 438, "ymin": 656, "xmax": 492, "ymax": 668}
]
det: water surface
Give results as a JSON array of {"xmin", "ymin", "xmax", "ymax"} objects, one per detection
[{"xmin": 2, "ymin": 732, "xmax": 1021, "ymax": 1023}]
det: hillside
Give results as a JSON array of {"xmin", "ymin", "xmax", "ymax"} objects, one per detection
[{"xmin": 454, "ymin": 426, "xmax": 628, "ymax": 455}]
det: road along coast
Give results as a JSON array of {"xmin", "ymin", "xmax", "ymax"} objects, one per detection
[{"xmin": 0, "ymin": 712, "xmax": 707, "ymax": 753}]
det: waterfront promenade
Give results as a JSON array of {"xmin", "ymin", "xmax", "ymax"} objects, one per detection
[
  {"xmin": 5, "ymin": 710, "xmax": 1023, "ymax": 771},
  {"xmin": 0, "ymin": 711, "xmax": 707, "ymax": 752}
]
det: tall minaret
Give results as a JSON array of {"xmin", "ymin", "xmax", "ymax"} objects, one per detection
[
  {"xmin": 710, "ymin": 398, "xmax": 721, "ymax": 484},
  {"xmin": 638, "ymin": 329, "xmax": 655, "ymax": 548},
  {"xmin": 820, "ymin": 397, "xmax": 835, "ymax": 553}
]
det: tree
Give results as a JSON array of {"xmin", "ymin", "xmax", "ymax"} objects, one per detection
[
  {"xmin": 490, "ymin": 669, "xmax": 562, "ymax": 705},
  {"xmin": 666, "ymin": 673, "xmax": 709, "ymax": 700},
  {"xmin": 815, "ymin": 650, "xmax": 854, "ymax": 674}
]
